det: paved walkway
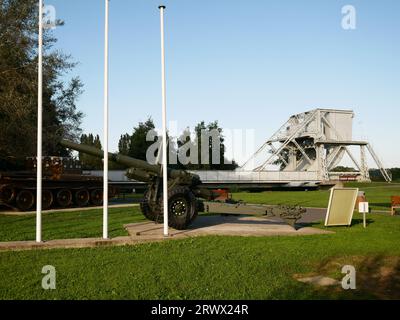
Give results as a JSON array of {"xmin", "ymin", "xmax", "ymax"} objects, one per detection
[
  {"xmin": 0, "ymin": 236, "xmax": 134, "ymax": 251},
  {"xmin": 0, "ymin": 203, "xmax": 139, "ymax": 216},
  {"xmin": 126, "ymin": 215, "xmax": 333, "ymax": 240},
  {"xmin": 0, "ymin": 212, "xmax": 333, "ymax": 252}
]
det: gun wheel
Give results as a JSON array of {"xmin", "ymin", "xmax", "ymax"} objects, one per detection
[
  {"xmin": 140, "ymin": 190, "xmax": 159, "ymax": 221},
  {"xmin": 159, "ymin": 186, "xmax": 198, "ymax": 230}
]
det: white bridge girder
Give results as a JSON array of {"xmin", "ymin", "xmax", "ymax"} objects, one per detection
[{"xmin": 240, "ymin": 108, "xmax": 391, "ymax": 183}]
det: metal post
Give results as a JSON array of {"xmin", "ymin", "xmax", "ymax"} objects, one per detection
[
  {"xmin": 360, "ymin": 145, "xmax": 370, "ymax": 181},
  {"xmin": 103, "ymin": 0, "xmax": 109, "ymax": 239},
  {"xmin": 363, "ymin": 212, "xmax": 366, "ymax": 228},
  {"xmin": 36, "ymin": 0, "xmax": 43, "ymax": 243},
  {"xmin": 359, "ymin": 201, "xmax": 368, "ymax": 228},
  {"xmin": 159, "ymin": 5, "xmax": 169, "ymax": 237}
]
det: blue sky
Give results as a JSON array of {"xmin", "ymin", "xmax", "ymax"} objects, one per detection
[{"xmin": 47, "ymin": 0, "xmax": 400, "ymax": 167}]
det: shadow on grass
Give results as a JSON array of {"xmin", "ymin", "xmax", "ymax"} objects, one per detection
[
  {"xmin": 351, "ymin": 218, "xmax": 375, "ymax": 226},
  {"xmin": 193, "ymin": 215, "xmax": 290, "ymax": 228},
  {"xmin": 295, "ymin": 221, "xmax": 323, "ymax": 228},
  {"xmin": 295, "ymin": 217, "xmax": 376, "ymax": 230},
  {"xmin": 284, "ymin": 254, "xmax": 400, "ymax": 300},
  {"xmin": 311, "ymin": 255, "xmax": 400, "ymax": 299}
]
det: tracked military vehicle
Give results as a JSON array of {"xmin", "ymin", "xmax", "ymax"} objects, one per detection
[{"xmin": 0, "ymin": 156, "xmax": 115, "ymax": 211}]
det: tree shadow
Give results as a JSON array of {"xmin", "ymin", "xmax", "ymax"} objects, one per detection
[
  {"xmin": 192, "ymin": 215, "xmax": 290, "ymax": 228},
  {"xmin": 294, "ymin": 255, "xmax": 400, "ymax": 299}
]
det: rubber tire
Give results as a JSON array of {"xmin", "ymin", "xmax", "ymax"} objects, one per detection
[
  {"xmin": 16, "ymin": 190, "xmax": 35, "ymax": 211},
  {"xmin": 140, "ymin": 190, "xmax": 159, "ymax": 221},
  {"xmin": 159, "ymin": 186, "xmax": 198, "ymax": 230}
]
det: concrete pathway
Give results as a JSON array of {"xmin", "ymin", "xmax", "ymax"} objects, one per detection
[
  {"xmin": 0, "ymin": 213, "xmax": 333, "ymax": 252},
  {"xmin": 0, "ymin": 203, "xmax": 139, "ymax": 216},
  {"xmin": 0, "ymin": 236, "xmax": 134, "ymax": 251},
  {"xmin": 127, "ymin": 215, "xmax": 332, "ymax": 239}
]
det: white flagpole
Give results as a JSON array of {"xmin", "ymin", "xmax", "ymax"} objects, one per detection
[
  {"xmin": 36, "ymin": 0, "xmax": 43, "ymax": 243},
  {"xmin": 159, "ymin": 5, "xmax": 169, "ymax": 236},
  {"xmin": 103, "ymin": 0, "xmax": 109, "ymax": 239}
]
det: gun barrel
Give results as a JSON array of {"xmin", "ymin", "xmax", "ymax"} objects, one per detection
[
  {"xmin": 60, "ymin": 139, "xmax": 201, "ymax": 184},
  {"xmin": 61, "ymin": 139, "xmax": 160, "ymax": 175}
]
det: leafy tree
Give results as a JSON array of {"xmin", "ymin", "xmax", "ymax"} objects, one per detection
[
  {"xmin": 193, "ymin": 120, "xmax": 238, "ymax": 170},
  {"xmin": 389, "ymin": 168, "xmax": 400, "ymax": 181},
  {"xmin": 118, "ymin": 118, "xmax": 238, "ymax": 170},
  {"xmin": 369, "ymin": 168, "xmax": 399, "ymax": 182},
  {"xmin": 118, "ymin": 133, "xmax": 131, "ymax": 156},
  {"xmin": 128, "ymin": 118, "xmax": 156, "ymax": 161},
  {"xmin": 179, "ymin": 120, "xmax": 237, "ymax": 170},
  {"xmin": 118, "ymin": 117, "xmax": 174, "ymax": 165},
  {"xmin": 119, "ymin": 117, "xmax": 177, "ymax": 167},
  {"xmin": 0, "ymin": 0, "xmax": 83, "ymax": 163},
  {"xmin": 79, "ymin": 134, "xmax": 102, "ymax": 170},
  {"xmin": 175, "ymin": 127, "xmax": 195, "ymax": 169}
]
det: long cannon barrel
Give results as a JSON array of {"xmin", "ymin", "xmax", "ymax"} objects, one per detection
[
  {"xmin": 60, "ymin": 139, "xmax": 201, "ymax": 184},
  {"xmin": 61, "ymin": 139, "xmax": 159, "ymax": 174}
]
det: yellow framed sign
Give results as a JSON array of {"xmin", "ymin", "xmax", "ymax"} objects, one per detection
[{"xmin": 324, "ymin": 188, "xmax": 359, "ymax": 226}]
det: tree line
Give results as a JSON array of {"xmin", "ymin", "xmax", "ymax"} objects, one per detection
[
  {"xmin": 331, "ymin": 166, "xmax": 400, "ymax": 181},
  {"xmin": 80, "ymin": 117, "xmax": 238, "ymax": 171},
  {"xmin": 0, "ymin": 0, "xmax": 83, "ymax": 169},
  {"xmin": 1, "ymin": 1, "xmax": 397, "ymax": 178},
  {"xmin": 0, "ymin": 1, "xmax": 237, "ymax": 172}
]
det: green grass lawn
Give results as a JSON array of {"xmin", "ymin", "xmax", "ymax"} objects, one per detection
[
  {"xmin": 232, "ymin": 190, "xmax": 330, "ymax": 208},
  {"xmin": 0, "ymin": 206, "xmax": 145, "ymax": 242},
  {"xmin": 0, "ymin": 213, "xmax": 399, "ymax": 300},
  {"xmin": 0, "ymin": 181, "xmax": 399, "ymax": 300},
  {"xmin": 232, "ymin": 182, "xmax": 400, "ymax": 211}
]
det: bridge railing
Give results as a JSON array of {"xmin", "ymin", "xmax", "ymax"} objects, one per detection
[
  {"xmin": 190, "ymin": 170, "xmax": 320, "ymax": 182},
  {"xmin": 84, "ymin": 170, "xmax": 320, "ymax": 183}
]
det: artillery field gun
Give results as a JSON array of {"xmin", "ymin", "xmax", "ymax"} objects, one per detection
[
  {"xmin": 60, "ymin": 140, "xmax": 306, "ymax": 230},
  {"xmin": 0, "ymin": 156, "xmax": 116, "ymax": 211}
]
